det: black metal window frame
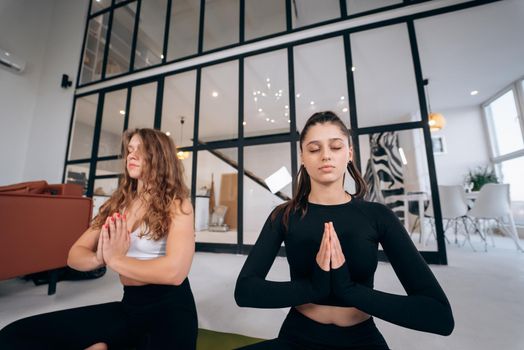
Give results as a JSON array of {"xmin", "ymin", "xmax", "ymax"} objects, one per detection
[
  {"xmin": 67, "ymin": 0, "xmax": 502, "ymax": 264},
  {"xmin": 77, "ymin": 0, "xmax": 437, "ymax": 88}
]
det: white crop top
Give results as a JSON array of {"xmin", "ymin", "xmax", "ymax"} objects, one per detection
[{"xmin": 126, "ymin": 225, "xmax": 167, "ymax": 260}]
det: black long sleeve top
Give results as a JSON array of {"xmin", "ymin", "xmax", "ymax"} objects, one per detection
[{"xmin": 235, "ymin": 198, "xmax": 454, "ymax": 336}]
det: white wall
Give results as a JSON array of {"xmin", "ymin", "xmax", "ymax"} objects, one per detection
[
  {"xmin": 0, "ymin": 0, "xmax": 88, "ymax": 186},
  {"xmin": 433, "ymin": 106, "xmax": 491, "ymax": 186}
]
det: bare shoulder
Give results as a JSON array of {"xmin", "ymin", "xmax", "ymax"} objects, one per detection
[{"xmin": 171, "ymin": 197, "xmax": 193, "ymax": 216}]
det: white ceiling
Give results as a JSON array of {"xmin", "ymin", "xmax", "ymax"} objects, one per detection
[{"xmin": 74, "ymin": 0, "xmax": 524, "ymax": 145}]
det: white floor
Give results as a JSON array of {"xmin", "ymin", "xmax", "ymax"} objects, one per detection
[{"xmin": 1, "ymin": 235, "xmax": 523, "ymax": 350}]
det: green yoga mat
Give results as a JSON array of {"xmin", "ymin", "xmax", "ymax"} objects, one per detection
[{"xmin": 196, "ymin": 329, "xmax": 264, "ymax": 350}]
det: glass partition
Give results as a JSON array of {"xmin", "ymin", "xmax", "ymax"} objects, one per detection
[
  {"xmin": 199, "ymin": 61, "xmax": 238, "ymax": 142},
  {"xmin": 134, "ymin": 0, "xmax": 168, "ymax": 69},
  {"xmin": 244, "ymin": 50, "xmax": 289, "ymax": 137},
  {"xmin": 69, "ymin": 94, "xmax": 99, "ymax": 160},
  {"xmin": 294, "ymin": 37, "xmax": 350, "ymax": 131},
  {"xmin": 195, "ymin": 148, "xmax": 238, "ymax": 244},
  {"xmin": 351, "ymin": 23, "xmax": 419, "ymax": 128},
  {"xmin": 128, "ymin": 82, "xmax": 157, "ymax": 129},
  {"xmin": 106, "ymin": 2, "xmax": 137, "ymax": 77},
  {"xmin": 80, "ymin": 14, "xmax": 109, "ymax": 84},
  {"xmin": 167, "ymin": 0, "xmax": 200, "ymax": 60},
  {"xmin": 359, "ymin": 129, "xmax": 436, "ymax": 251}
]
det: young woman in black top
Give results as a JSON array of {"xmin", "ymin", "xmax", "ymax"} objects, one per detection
[{"xmin": 235, "ymin": 111, "xmax": 454, "ymax": 349}]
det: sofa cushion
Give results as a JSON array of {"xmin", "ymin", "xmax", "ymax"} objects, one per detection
[{"xmin": 0, "ymin": 180, "xmax": 48, "ymax": 194}]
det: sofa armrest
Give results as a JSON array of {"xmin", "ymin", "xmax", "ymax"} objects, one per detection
[
  {"xmin": 46, "ymin": 183, "xmax": 84, "ymax": 196},
  {"xmin": 0, "ymin": 193, "xmax": 92, "ymax": 280}
]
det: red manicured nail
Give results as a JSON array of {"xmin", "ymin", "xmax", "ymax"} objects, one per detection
[
  {"xmin": 116, "ymin": 213, "xmax": 120, "ymax": 218},
  {"xmin": 103, "ymin": 224, "xmax": 108, "ymax": 229},
  {"xmin": 123, "ymin": 214, "xmax": 127, "ymax": 220},
  {"xmin": 111, "ymin": 217, "xmax": 115, "ymax": 222}
]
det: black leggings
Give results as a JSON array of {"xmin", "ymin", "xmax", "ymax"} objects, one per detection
[
  {"xmin": 0, "ymin": 279, "xmax": 198, "ymax": 350},
  {"xmin": 237, "ymin": 308, "xmax": 390, "ymax": 350}
]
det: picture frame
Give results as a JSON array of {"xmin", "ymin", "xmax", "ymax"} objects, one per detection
[{"xmin": 431, "ymin": 135, "xmax": 447, "ymax": 154}]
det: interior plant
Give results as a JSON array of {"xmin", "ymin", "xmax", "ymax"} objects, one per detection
[{"xmin": 465, "ymin": 166, "xmax": 499, "ymax": 191}]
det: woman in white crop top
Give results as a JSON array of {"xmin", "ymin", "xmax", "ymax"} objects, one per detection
[{"xmin": 0, "ymin": 129, "xmax": 198, "ymax": 350}]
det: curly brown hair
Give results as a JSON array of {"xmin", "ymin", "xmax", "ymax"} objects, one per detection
[{"xmin": 91, "ymin": 128, "xmax": 190, "ymax": 240}]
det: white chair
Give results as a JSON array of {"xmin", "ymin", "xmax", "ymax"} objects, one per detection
[
  {"xmin": 467, "ymin": 183, "xmax": 523, "ymax": 252},
  {"xmin": 425, "ymin": 185, "xmax": 471, "ymax": 247}
]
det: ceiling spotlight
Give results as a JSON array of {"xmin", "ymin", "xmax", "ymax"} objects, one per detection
[
  {"xmin": 270, "ymin": 119, "xmax": 275, "ymax": 123},
  {"xmin": 242, "ymin": 121, "xmax": 247, "ymax": 126},
  {"xmin": 166, "ymin": 131, "xmax": 171, "ymax": 136},
  {"xmin": 310, "ymin": 101, "xmax": 315, "ymax": 105},
  {"xmin": 212, "ymin": 91, "xmax": 218, "ymax": 97},
  {"xmin": 470, "ymin": 90, "xmax": 479, "ymax": 96},
  {"xmin": 119, "ymin": 110, "xmax": 125, "ymax": 115},
  {"xmin": 262, "ymin": 93, "xmax": 266, "ymax": 97},
  {"xmin": 258, "ymin": 108, "xmax": 263, "ymax": 112},
  {"xmin": 287, "ymin": 119, "xmax": 290, "ymax": 123},
  {"xmin": 160, "ymin": 54, "xmax": 164, "ymax": 59},
  {"xmin": 342, "ymin": 107, "xmax": 348, "ymax": 112},
  {"xmin": 284, "ymin": 105, "xmax": 289, "ymax": 109},
  {"xmin": 266, "ymin": 78, "xmax": 270, "ymax": 82},
  {"xmin": 340, "ymin": 96, "xmax": 345, "ymax": 100},
  {"xmin": 351, "ymin": 66, "xmax": 356, "ymax": 72},
  {"xmin": 284, "ymin": 112, "xmax": 288, "ymax": 117},
  {"xmin": 296, "ymin": 93, "xmax": 301, "ymax": 98},
  {"xmin": 266, "ymin": 118, "xmax": 270, "ymax": 121},
  {"xmin": 254, "ymin": 97, "xmax": 258, "ymax": 102}
]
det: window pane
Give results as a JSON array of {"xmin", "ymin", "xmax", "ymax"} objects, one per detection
[
  {"xmin": 244, "ymin": 50, "xmax": 289, "ymax": 137},
  {"xmin": 294, "ymin": 37, "xmax": 350, "ymax": 131},
  {"xmin": 128, "ymin": 82, "xmax": 157, "ymax": 129},
  {"xmin": 245, "ymin": 0, "xmax": 286, "ymax": 41},
  {"xmin": 351, "ymin": 24, "xmax": 419, "ymax": 127},
  {"xmin": 80, "ymin": 14, "xmax": 109, "ymax": 85},
  {"xmin": 203, "ymin": 0, "xmax": 239, "ymax": 51},
  {"xmin": 65, "ymin": 163, "xmax": 90, "ymax": 195},
  {"xmin": 199, "ymin": 61, "xmax": 238, "ymax": 142},
  {"xmin": 134, "ymin": 0, "xmax": 167, "ymax": 69},
  {"xmin": 486, "ymin": 90, "xmax": 524, "ymax": 156},
  {"xmin": 98, "ymin": 89, "xmax": 127, "ymax": 157},
  {"xmin": 106, "ymin": 2, "xmax": 137, "ymax": 77},
  {"xmin": 499, "ymin": 157, "xmax": 524, "ymax": 226},
  {"xmin": 500, "ymin": 157, "xmax": 524, "ymax": 201},
  {"xmin": 91, "ymin": 0, "xmax": 111, "ymax": 14},
  {"xmin": 167, "ymin": 0, "xmax": 200, "ymax": 60},
  {"xmin": 195, "ymin": 148, "xmax": 238, "ymax": 244},
  {"xmin": 244, "ymin": 143, "xmax": 291, "ymax": 244},
  {"xmin": 69, "ymin": 94, "xmax": 99, "ymax": 160},
  {"xmin": 162, "ymin": 70, "xmax": 197, "ymax": 147},
  {"xmin": 93, "ymin": 177, "xmax": 119, "ymax": 218},
  {"xmin": 96, "ymin": 159, "xmax": 124, "ymax": 176},
  {"xmin": 178, "ymin": 150, "xmax": 193, "ymax": 193},
  {"xmin": 292, "ymin": 0, "xmax": 340, "ymax": 29},
  {"xmin": 94, "ymin": 178, "xmax": 119, "ymax": 197},
  {"xmin": 359, "ymin": 129, "xmax": 436, "ymax": 251},
  {"xmin": 346, "ymin": 0, "xmax": 402, "ymax": 15}
]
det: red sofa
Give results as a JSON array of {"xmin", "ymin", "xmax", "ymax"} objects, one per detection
[{"xmin": 0, "ymin": 181, "xmax": 92, "ymax": 295}]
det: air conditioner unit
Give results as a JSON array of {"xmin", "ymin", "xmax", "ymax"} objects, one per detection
[{"xmin": 0, "ymin": 48, "xmax": 26, "ymax": 73}]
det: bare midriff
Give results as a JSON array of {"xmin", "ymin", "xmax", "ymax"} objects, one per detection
[
  {"xmin": 119, "ymin": 275, "xmax": 148, "ymax": 286},
  {"xmin": 295, "ymin": 303, "xmax": 370, "ymax": 327}
]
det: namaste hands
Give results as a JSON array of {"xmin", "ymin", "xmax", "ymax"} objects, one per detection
[{"xmin": 316, "ymin": 222, "xmax": 346, "ymax": 271}]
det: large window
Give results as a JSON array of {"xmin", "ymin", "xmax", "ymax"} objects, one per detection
[{"xmin": 484, "ymin": 81, "xmax": 524, "ymax": 224}]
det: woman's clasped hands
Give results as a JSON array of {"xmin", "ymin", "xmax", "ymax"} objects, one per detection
[
  {"xmin": 316, "ymin": 221, "xmax": 346, "ymax": 271},
  {"xmin": 95, "ymin": 213, "xmax": 131, "ymax": 267}
]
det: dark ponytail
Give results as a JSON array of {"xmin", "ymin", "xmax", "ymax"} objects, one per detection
[{"xmin": 271, "ymin": 111, "xmax": 367, "ymax": 230}]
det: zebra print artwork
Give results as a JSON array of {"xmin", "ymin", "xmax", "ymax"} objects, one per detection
[{"xmin": 363, "ymin": 132, "xmax": 406, "ymax": 221}]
